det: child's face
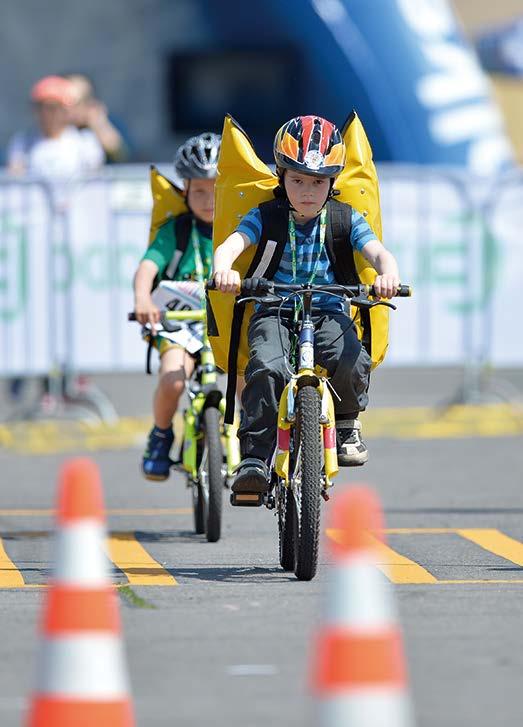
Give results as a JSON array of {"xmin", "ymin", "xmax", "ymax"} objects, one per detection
[
  {"xmin": 283, "ymin": 170, "xmax": 331, "ymax": 220},
  {"xmin": 185, "ymin": 178, "xmax": 215, "ymax": 224}
]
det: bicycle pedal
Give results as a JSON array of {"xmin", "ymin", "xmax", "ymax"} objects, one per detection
[{"xmin": 230, "ymin": 492, "xmax": 263, "ymax": 507}]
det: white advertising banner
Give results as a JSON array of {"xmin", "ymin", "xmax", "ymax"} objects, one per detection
[{"xmin": 0, "ymin": 167, "xmax": 521, "ymax": 376}]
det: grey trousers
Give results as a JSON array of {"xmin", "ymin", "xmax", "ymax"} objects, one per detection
[{"xmin": 238, "ymin": 311, "xmax": 372, "ymax": 460}]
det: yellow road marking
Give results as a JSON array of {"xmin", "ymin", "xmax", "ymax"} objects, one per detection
[
  {"xmin": 371, "ymin": 538, "xmax": 438, "ymax": 584},
  {"xmin": 325, "ymin": 529, "xmax": 438, "ymax": 584},
  {"xmin": 1, "ymin": 403, "xmax": 523, "ymax": 456},
  {"xmin": 457, "ymin": 529, "xmax": 523, "ymax": 567},
  {"xmin": 107, "ymin": 533, "xmax": 178, "ymax": 586},
  {"xmin": 0, "ymin": 538, "xmax": 25, "ymax": 588},
  {"xmin": 434, "ymin": 580, "xmax": 523, "ymax": 584},
  {"xmin": 385, "ymin": 528, "xmax": 455, "ymax": 534}
]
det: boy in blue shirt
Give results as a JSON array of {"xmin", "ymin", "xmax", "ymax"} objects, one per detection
[{"xmin": 213, "ymin": 116, "xmax": 400, "ymax": 494}]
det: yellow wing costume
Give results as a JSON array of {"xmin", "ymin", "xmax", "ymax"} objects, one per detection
[
  {"xmin": 148, "ymin": 165, "xmax": 188, "ymax": 245},
  {"xmin": 208, "ymin": 112, "xmax": 389, "ymax": 379}
]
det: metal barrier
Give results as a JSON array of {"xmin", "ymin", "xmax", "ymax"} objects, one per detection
[{"xmin": 0, "ymin": 165, "xmax": 521, "ymax": 420}]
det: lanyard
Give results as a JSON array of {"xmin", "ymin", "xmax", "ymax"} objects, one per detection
[
  {"xmin": 190, "ymin": 219, "xmax": 207, "ymax": 283},
  {"xmin": 288, "ymin": 207, "xmax": 328, "ymax": 333},
  {"xmin": 288, "ymin": 207, "xmax": 327, "ymax": 286}
]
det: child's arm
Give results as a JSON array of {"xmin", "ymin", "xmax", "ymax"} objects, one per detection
[
  {"xmin": 213, "ymin": 232, "xmax": 251, "ymax": 293},
  {"xmin": 134, "ymin": 260, "xmax": 161, "ymax": 329},
  {"xmin": 360, "ymin": 240, "xmax": 400, "ymax": 299}
]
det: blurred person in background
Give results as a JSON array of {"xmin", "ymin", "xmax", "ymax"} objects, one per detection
[
  {"xmin": 133, "ymin": 133, "xmax": 220, "ymax": 481},
  {"xmin": 6, "ymin": 75, "xmax": 104, "ymax": 179},
  {"xmin": 66, "ymin": 73, "xmax": 132, "ymax": 163},
  {"xmin": 5, "ymin": 75, "xmax": 104, "ymax": 408}
]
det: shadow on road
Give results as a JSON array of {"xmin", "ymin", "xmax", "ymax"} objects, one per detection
[{"xmin": 169, "ymin": 565, "xmax": 296, "ymax": 583}]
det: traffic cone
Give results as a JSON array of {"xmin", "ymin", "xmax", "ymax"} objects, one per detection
[
  {"xmin": 312, "ymin": 485, "xmax": 415, "ymax": 726},
  {"xmin": 27, "ymin": 458, "xmax": 134, "ymax": 727}
]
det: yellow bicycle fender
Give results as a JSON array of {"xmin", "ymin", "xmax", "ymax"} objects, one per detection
[
  {"xmin": 320, "ymin": 383, "xmax": 339, "ymax": 484},
  {"xmin": 275, "ymin": 383, "xmax": 292, "ymax": 481}
]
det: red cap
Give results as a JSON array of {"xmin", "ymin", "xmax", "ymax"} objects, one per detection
[{"xmin": 31, "ymin": 76, "xmax": 75, "ymax": 107}]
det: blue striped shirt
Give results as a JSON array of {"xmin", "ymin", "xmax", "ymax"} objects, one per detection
[{"xmin": 236, "ymin": 206, "xmax": 377, "ymax": 312}]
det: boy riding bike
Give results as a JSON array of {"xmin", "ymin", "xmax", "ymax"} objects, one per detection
[
  {"xmin": 212, "ymin": 115, "xmax": 400, "ymax": 494},
  {"xmin": 133, "ymin": 132, "xmax": 220, "ymax": 480}
]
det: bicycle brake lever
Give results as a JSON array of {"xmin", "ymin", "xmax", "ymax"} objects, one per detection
[
  {"xmin": 351, "ymin": 296, "xmax": 397, "ymax": 311},
  {"xmin": 236, "ymin": 294, "xmax": 282, "ymax": 305}
]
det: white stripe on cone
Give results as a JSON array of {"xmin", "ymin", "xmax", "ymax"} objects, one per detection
[
  {"xmin": 35, "ymin": 635, "xmax": 130, "ymax": 697},
  {"xmin": 320, "ymin": 690, "xmax": 415, "ymax": 727},
  {"xmin": 325, "ymin": 556, "xmax": 397, "ymax": 627},
  {"xmin": 52, "ymin": 522, "xmax": 108, "ymax": 585}
]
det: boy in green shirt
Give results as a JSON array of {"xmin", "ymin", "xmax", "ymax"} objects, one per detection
[{"xmin": 133, "ymin": 132, "xmax": 220, "ymax": 480}]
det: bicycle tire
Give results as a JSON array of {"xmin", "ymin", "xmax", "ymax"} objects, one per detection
[
  {"xmin": 201, "ymin": 406, "xmax": 224, "ymax": 543},
  {"xmin": 278, "ymin": 482, "xmax": 297, "ymax": 571},
  {"xmin": 192, "ymin": 482, "xmax": 206, "ymax": 535},
  {"xmin": 294, "ymin": 386, "xmax": 322, "ymax": 581}
]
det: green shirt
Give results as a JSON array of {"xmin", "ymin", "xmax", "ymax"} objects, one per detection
[{"xmin": 142, "ymin": 217, "xmax": 213, "ymax": 281}]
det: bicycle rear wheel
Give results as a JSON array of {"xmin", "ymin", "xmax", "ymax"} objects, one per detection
[
  {"xmin": 192, "ymin": 482, "xmax": 206, "ymax": 535},
  {"xmin": 199, "ymin": 406, "xmax": 224, "ymax": 543},
  {"xmin": 293, "ymin": 386, "xmax": 322, "ymax": 581}
]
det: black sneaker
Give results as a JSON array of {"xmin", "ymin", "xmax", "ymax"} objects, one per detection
[
  {"xmin": 231, "ymin": 458, "xmax": 269, "ymax": 493},
  {"xmin": 336, "ymin": 419, "xmax": 368, "ymax": 467}
]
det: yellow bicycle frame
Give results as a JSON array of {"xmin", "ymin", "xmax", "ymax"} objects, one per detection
[{"xmin": 162, "ymin": 308, "xmax": 240, "ymax": 479}]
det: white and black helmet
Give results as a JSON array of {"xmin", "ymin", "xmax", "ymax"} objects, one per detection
[{"xmin": 174, "ymin": 132, "xmax": 221, "ymax": 179}]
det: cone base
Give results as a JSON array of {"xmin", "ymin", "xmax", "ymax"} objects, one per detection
[
  {"xmin": 28, "ymin": 697, "xmax": 134, "ymax": 727},
  {"xmin": 319, "ymin": 690, "xmax": 414, "ymax": 727}
]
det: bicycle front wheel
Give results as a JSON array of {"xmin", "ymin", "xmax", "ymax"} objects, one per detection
[
  {"xmin": 200, "ymin": 406, "xmax": 224, "ymax": 543},
  {"xmin": 293, "ymin": 386, "xmax": 322, "ymax": 581}
]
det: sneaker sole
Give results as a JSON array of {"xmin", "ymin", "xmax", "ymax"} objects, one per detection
[
  {"xmin": 337, "ymin": 452, "xmax": 369, "ymax": 467},
  {"xmin": 142, "ymin": 471, "xmax": 170, "ymax": 482}
]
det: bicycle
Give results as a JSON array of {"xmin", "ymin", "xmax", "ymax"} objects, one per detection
[
  {"xmin": 207, "ymin": 278, "xmax": 411, "ymax": 579},
  {"xmin": 129, "ymin": 305, "xmax": 240, "ymax": 542}
]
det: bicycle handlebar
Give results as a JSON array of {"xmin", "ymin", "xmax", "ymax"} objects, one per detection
[
  {"xmin": 206, "ymin": 279, "xmax": 412, "ymax": 298},
  {"xmin": 128, "ymin": 309, "xmax": 206, "ymax": 323}
]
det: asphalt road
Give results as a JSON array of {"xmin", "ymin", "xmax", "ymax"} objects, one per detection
[{"xmin": 1, "ymin": 368, "xmax": 523, "ymax": 726}]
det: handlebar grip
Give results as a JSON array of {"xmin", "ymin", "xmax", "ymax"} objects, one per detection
[
  {"xmin": 128, "ymin": 312, "xmax": 137, "ymax": 321},
  {"xmin": 397, "ymin": 284, "xmax": 412, "ymax": 297}
]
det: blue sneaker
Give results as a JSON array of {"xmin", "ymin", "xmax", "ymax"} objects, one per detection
[{"xmin": 142, "ymin": 426, "xmax": 174, "ymax": 481}]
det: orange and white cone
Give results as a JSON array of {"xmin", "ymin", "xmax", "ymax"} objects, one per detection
[
  {"xmin": 312, "ymin": 485, "xmax": 415, "ymax": 726},
  {"xmin": 27, "ymin": 458, "xmax": 134, "ymax": 727}
]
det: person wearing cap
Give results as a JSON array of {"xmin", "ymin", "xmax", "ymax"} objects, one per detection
[
  {"xmin": 6, "ymin": 75, "xmax": 104, "ymax": 179},
  {"xmin": 66, "ymin": 73, "xmax": 132, "ymax": 163}
]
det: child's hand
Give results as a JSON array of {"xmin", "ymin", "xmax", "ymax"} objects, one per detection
[
  {"xmin": 135, "ymin": 295, "xmax": 161, "ymax": 332},
  {"xmin": 373, "ymin": 274, "xmax": 400, "ymax": 299},
  {"xmin": 213, "ymin": 270, "xmax": 241, "ymax": 294}
]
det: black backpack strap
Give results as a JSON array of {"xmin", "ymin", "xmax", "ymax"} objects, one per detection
[
  {"xmin": 325, "ymin": 199, "xmax": 358, "ymax": 284},
  {"xmin": 326, "ymin": 198, "xmax": 372, "ymax": 356},
  {"xmin": 224, "ymin": 301, "xmax": 246, "ymax": 423},
  {"xmin": 224, "ymin": 198, "xmax": 288, "ymax": 424}
]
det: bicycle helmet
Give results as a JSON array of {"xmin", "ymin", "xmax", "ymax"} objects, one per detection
[
  {"xmin": 274, "ymin": 116, "xmax": 345, "ymax": 178},
  {"xmin": 174, "ymin": 132, "xmax": 221, "ymax": 179}
]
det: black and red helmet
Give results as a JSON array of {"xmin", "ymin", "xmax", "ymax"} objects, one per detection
[{"xmin": 273, "ymin": 115, "xmax": 345, "ymax": 178}]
